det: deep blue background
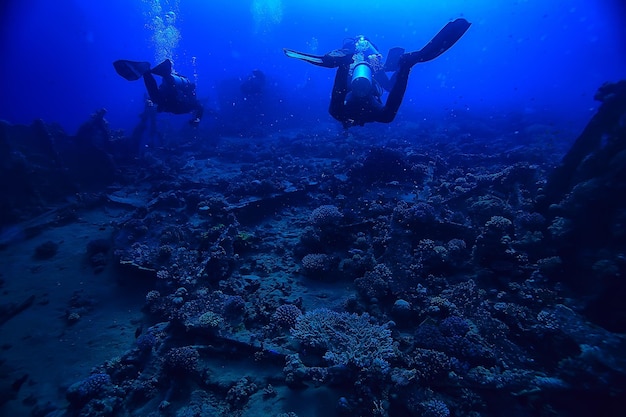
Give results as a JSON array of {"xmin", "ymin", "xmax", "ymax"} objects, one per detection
[{"xmin": 1, "ymin": 0, "xmax": 625, "ymax": 134}]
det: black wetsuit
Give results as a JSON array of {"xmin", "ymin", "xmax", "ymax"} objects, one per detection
[
  {"xmin": 143, "ymin": 70, "xmax": 204, "ymax": 123},
  {"xmin": 131, "ymin": 96, "xmax": 160, "ymax": 152},
  {"xmin": 285, "ymin": 19, "xmax": 472, "ymax": 129},
  {"xmin": 329, "ymin": 60, "xmax": 412, "ymax": 128}
]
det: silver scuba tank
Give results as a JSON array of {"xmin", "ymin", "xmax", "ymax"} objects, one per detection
[{"xmin": 351, "ymin": 62, "xmax": 372, "ymax": 97}]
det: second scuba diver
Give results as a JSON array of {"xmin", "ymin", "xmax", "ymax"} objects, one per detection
[{"xmin": 113, "ymin": 59, "xmax": 204, "ymax": 126}]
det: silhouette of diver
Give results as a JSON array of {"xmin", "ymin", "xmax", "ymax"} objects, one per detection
[
  {"xmin": 129, "ymin": 94, "xmax": 161, "ymax": 154},
  {"xmin": 240, "ymin": 69, "xmax": 266, "ymax": 98},
  {"xmin": 284, "ymin": 18, "xmax": 471, "ymax": 128},
  {"xmin": 113, "ymin": 59, "xmax": 203, "ymax": 126}
]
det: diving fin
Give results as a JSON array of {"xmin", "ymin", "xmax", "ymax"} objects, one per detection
[
  {"xmin": 402, "ymin": 18, "xmax": 471, "ymax": 66},
  {"xmin": 283, "ymin": 48, "xmax": 324, "ymax": 65},
  {"xmin": 150, "ymin": 59, "xmax": 173, "ymax": 77},
  {"xmin": 283, "ymin": 48, "xmax": 353, "ymax": 68},
  {"xmin": 113, "ymin": 60, "xmax": 151, "ymax": 81},
  {"xmin": 383, "ymin": 47, "xmax": 405, "ymax": 72}
]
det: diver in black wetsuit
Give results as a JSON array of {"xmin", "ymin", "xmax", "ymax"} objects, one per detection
[
  {"xmin": 240, "ymin": 69, "xmax": 266, "ymax": 98},
  {"xmin": 130, "ymin": 94, "xmax": 161, "ymax": 154},
  {"xmin": 284, "ymin": 18, "xmax": 471, "ymax": 128},
  {"xmin": 113, "ymin": 59, "xmax": 204, "ymax": 126}
]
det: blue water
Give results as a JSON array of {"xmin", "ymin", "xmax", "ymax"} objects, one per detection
[
  {"xmin": 1, "ymin": 0, "xmax": 625, "ymax": 133},
  {"xmin": 2, "ymin": 2, "xmax": 626, "ymax": 416}
]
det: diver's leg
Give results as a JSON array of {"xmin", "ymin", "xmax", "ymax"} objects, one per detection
[
  {"xmin": 150, "ymin": 59, "xmax": 173, "ymax": 77},
  {"xmin": 328, "ymin": 65, "xmax": 350, "ymax": 122},
  {"xmin": 404, "ymin": 18, "xmax": 471, "ymax": 65},
  {"xmin": 377, "ymin": 65, "xmax": 411, "ymax": 123},
  {"xmin": 143, "ymin": 73, "xmax": 160, "ymax": 103},
  {"xmin": 376, "ymin": 18, "xmax": 471, "ymax": 123}
]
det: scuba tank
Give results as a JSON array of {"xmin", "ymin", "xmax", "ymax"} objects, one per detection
[
  {"xmin": 170, "ymin": 74, "xmax": 192, "ymax": 91},
  {"xmin": 350, "ymin": 35, "xmax": 380, "ymax": 97},
  {"xmin": 351, "ymin": 62, "xmax": 372, "ymax": 97}
]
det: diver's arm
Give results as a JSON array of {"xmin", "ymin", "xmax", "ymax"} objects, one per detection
[{"xmin": 328, "ymin": 64, "xmax": 351, "ymax": 123}]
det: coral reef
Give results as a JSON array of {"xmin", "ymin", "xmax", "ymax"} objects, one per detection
[
  {"xmin": 291, "ymin": 308, "xmax": 395, "ymax": 372},
  {"xmin": 3, "ymin": 83, "xmax": 626, "ymax": 417}
]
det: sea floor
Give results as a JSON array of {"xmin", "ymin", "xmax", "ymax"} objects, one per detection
[
  {"xmin": 1, "ymin": 121, "xmax": 624, "ymax": 417},
  {"xmin": 0, "ymin": 207, "xmax": 147, "ymax": 415}
]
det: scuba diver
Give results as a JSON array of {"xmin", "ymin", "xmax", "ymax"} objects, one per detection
[
  {"xmin": 113, "ymin": 59, "xmax": 203, "ymax": 126},
  {"xmin": 284, "ymin": 18, "xmax": 471, "ymax": 128},
  {"xmin": 240, "ymin": 69, "xmax": 266, "ymax": 97},
  {"xmin": 130, "ymin": 94, "xmax": 161, "ymax": 154}
]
